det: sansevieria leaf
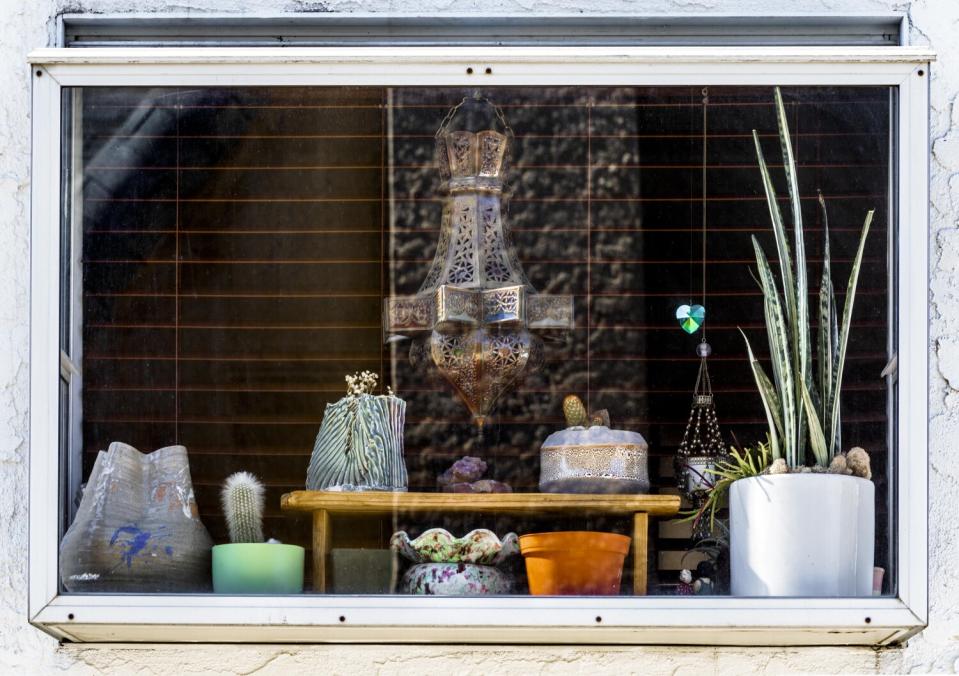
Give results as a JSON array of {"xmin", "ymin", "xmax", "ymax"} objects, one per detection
[
  {"xmin": 816, "ymin": 192, "xmax": 839, "ymax": 453},
  {"xmin": 816, "ymin": 192, "xmax": 833, "ymax": 420},
  {"xmin": 751, "ymin": 235, "xmax": 797, "ymax": 466},
  {"xmin": 828, "ymin": 209, "xmax": 874, "ymax": 454},
  {"xmin": 800, "ymin": 380, "xmax": 829, "ymax": 468},
  {"xmin": 752, "ymin": 130, "xmax": 797, "ymax": 336},
  {"xmin": 774, "ymin": 87, "xmax": 811, "ymax": 462},
  {"xmin": 740, "ymin": 328, "xmax": 782, "ymax": 460}
]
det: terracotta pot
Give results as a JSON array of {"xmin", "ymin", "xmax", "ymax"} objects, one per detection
[{"xmin": 519, "ymin": 531, "xmax": 630, "ymax": 595}]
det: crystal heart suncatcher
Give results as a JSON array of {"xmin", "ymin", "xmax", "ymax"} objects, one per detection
[{"xmin": 676, "ymin": 304, "xmax": 706, "ymax": 334}]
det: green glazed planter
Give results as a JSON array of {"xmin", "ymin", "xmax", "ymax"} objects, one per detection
[{"xmin": 212, "ymin": 543, "xmax": 304, "ymax": 594}]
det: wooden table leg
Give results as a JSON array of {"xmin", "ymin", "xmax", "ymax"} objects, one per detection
[
  {"xmin": 632, "ymin": 512, "xmax": 648, "ymax": 596},
  {"xmin": 312, "ymin": 509, "xmax": 332, "ymax": 593}
]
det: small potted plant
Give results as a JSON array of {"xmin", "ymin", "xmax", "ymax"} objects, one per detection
[
  {"xmin": 693, "ymin": 88, "xmax": 876, "ymax": 597},
  {"xmin": 212, "ymin": 472, "xmax": 304, "ymax": 594}
]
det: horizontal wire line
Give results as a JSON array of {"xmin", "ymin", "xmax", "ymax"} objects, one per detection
[
  {"xmin": 90, "ymin": 99, "xmax": 888, "ymax": 110},
  {"xmin": 84, "ymin": 193, "xmax": 887, "ymax": 203},
  {"xmin": 90, "ymin": 130, "xmax": 885, "ymax": 140},
  {"xmin": 83, "ymin": 162, "xmax": 887, "ymax": 171}
]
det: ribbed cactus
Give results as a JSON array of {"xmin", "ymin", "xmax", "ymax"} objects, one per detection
[
  {"xmin": 221, "ymin": 471, "xmax": 264, "ymax": 544},
  {"xmin": 562, "ymin": 395, "xmax": 588, "ymax": 427}
]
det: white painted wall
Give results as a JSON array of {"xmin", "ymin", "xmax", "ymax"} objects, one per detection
[{"xmin": 1, "ymin": 0, "xmax": 956, "ymax": 673}]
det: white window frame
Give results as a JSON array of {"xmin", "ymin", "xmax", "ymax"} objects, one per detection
[{"xmin": 28, "ymin": 45, "xmax": 932, "ymax": 645}]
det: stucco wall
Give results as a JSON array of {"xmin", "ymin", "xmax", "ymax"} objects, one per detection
[{"xmin": 1, "ymin": 0, "xmax": 957, "ymax": 673}]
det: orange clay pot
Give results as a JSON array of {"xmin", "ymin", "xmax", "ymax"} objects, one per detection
[{"xmin": 519, "ymin": 531, "xmax": 631, "ymax": 596}]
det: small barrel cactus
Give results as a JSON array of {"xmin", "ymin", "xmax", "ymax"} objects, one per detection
[
  {"xmin": 221, "ymin": 471, "xmax": 265, "ymax": 544},
  {"xmin": 562, "ymin": 395, "xmax": 589, "ymax": 427}
]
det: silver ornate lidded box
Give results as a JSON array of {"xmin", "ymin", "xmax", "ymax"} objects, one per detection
[
  {"xmin": 384, "ymin": 98, "xmax": 574, "ymax": 427},
  {"xmin": 539, "ymin": 426, "xmax": 650, "ymax": 494}
]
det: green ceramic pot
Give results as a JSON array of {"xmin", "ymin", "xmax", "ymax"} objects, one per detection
[{"xmin": 212, "ymin": 543, "xmax": 304, "ymax": 594}]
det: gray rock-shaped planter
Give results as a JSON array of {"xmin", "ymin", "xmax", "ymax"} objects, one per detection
[{"xmin": 59, "ymin": 442, "xmax": 213, "ymax": 592}]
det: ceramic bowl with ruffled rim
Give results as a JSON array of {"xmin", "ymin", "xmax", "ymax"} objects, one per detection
[{"xmin": 390, "ymin": 528, "xmax": 519, "ymax": 565}]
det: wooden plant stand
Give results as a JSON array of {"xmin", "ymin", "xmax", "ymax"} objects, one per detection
[{"xmin": 281, "ymin": 491, "xmax": 680, "ymax": 595}]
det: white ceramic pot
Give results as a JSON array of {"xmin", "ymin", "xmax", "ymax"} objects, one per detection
[{"xmin": 729, "ymin": 474, "xmax": 874, "ymax": 597}]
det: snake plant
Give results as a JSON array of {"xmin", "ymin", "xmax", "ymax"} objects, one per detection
[{"xmin": 743, "ymin": 87, "xmax": 873, "ymax": 469}]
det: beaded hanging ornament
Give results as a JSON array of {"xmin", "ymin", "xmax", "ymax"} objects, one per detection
[
  {"xmin": 675, "ymin": 343, "xmax": 725, "ymax": 499},
  {"xmin": 674, "ymin": 88, "xmax": 727, "ymax": 536}
]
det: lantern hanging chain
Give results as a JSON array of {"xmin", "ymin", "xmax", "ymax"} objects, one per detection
[{"xmin": 701, "ymin": 86, "xmax": 708, "ymax": 346}]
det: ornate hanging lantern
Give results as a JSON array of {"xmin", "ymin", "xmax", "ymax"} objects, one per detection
[
  {"xmin": 675, "ymin": 342, "xmax": 726, "ymax": 522},
  {"xmin": 384, "ymin": 97, "xmax": 573, "ymax": 427}
]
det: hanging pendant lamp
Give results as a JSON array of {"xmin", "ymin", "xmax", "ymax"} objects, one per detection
[{"xmin": 384, "ymin": 96, "xmax": 574, "ymax": 427}]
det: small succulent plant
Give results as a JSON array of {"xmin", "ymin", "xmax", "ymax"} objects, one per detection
[
  {"xmin": 562, "ymin": 395, "xmax": 589, "ymax": 427},
  {"xmin": 221, "ymin": 471, "xmax": 264, "ymax": 544},
  {"xmin": 562, "ymin": 395, "xmax": 610, "ymax": 429}
]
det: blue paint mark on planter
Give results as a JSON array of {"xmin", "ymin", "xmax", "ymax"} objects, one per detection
[{"xmin": 109, "ymin": 525, "xmax": 152, "ymax": 567}]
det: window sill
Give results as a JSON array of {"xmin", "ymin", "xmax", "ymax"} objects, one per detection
[{"xmin": 31, "ymin": 594, "xmax": 925, "ymax": 646}]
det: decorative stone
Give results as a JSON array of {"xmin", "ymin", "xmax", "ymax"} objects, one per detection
[
  {"xmin": 400, "ymin": 562, "xmax": 513, "ymax": 595},
  {"xmin": 445, "ymin": 479, "xmax": 512, "ymax": 493},
  {"xmin": 589, "ymin": 409, "xmax": 611, "ymax": 428},
  {"xmin": 768, "ymin": 458, "xmax": 789, "ymax": 475},
  {"xmin": 391, "ymin": 528, "xmax": 519, "ymax": 566},
  {"xmin": 675, "ymin": 304, "xmax": 706, "ymax": 334},
  {"xmin": 468, "ymin": 479, "xmax": 512, "ymax": 493},
  {"xmin": 696, "ymin": 341, "xmax": 713, "ymax": 358},
  {"xmin": 437, "ymin": 456, "xmax": 487, "ymax": 487},
  {"xmin": 59, "ymin": 442, "xmax": 213, "ymax": 593},
  {"xmin": 437, "ymin": 456, "xmax": 511, "ymax": 493},
  {"xmin": 828, "ymin": 454, "xmax": 852, "ymax": 475},
  {"xmin": 305, "ymin": 392, "xmax": 408, "ymax": 492},
  {"xmin": 846, "ymin": 447, "xmax": 872, "ymax": 480}
]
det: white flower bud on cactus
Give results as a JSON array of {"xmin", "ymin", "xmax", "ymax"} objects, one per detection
[{"xmin": 221, "ymin": 471, "xmax": 264, "ymax": 544}]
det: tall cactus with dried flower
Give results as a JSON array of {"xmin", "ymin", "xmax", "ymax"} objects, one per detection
[
  {"xmin": 221, "ymin": 471, "xmax": 265, "ymax": 544},
  {"xmin": 741, "ymin": 87, "xmax": 873, "ymax": 469}
]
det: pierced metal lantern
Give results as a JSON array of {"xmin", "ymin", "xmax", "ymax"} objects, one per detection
[{"xmin": 384, "ymin": 98, "xmax": 573, "ymax": 427}]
